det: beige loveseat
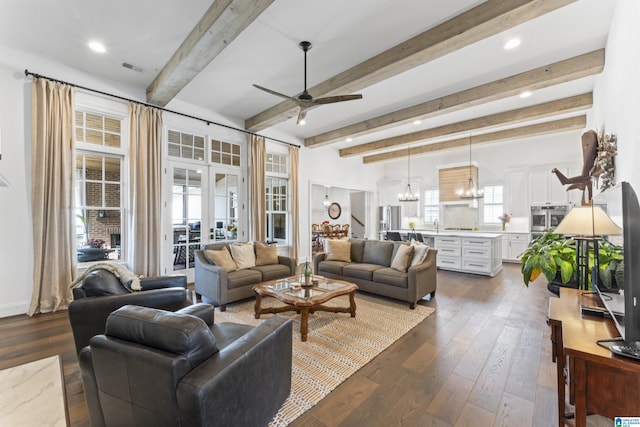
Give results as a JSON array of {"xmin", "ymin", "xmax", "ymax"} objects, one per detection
[
  {"xmin": 195, "ymin": 242, "xmax": 295, "ymax": 311},
  {"xmin": 313, "ymin": 238, "xmax": 437, "ymax": 308}
]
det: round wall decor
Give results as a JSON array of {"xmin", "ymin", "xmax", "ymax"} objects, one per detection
[{"xmin": 328, "ymin": 202, "xmax": 341, "ymax": 219}]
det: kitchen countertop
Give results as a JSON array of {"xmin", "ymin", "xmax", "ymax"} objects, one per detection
[{"xmin": 388, "ymin": 229, "xmax": 505, "ymax": 238}]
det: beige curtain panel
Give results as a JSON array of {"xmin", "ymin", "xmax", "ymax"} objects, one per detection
[
  {"xmin": 250, "ymin": 134, "xmax": 266, "ymax": 242},
  {"xmin": 29, "ymin": 78, "xmax": 75, "ymax": 315},
  {"xmin": 128, "ymin": 103, "xmax": 163, "ymax": 276},
  {"xmin": 289, "ymin": 145, "xmax": 299, "ymax": 263}
]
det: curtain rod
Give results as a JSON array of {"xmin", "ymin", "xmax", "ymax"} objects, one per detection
[{"xmin": 24, "ymin": 69, "xmax": 299, "ymax": 148}]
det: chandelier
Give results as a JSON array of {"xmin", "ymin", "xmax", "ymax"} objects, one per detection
[
  {"xmin": 457, "ymin": 135, "xmax": 484, "ymax": 200},
  {"xmin": 398, "ymin": 145, "xmax": 419, "ymax": 202},
  {"xmin": 322, "ymin": 186, "xmax": 331, "ymax": 209}
]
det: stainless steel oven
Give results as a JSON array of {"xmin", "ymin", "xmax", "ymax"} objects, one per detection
[{"xmin": 530, "ymin": 205, "xmax": 569, "ymax": 233}]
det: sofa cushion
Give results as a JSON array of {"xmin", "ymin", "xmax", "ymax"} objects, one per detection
[
  {"xmin": 227, "ymin": 269, "xmax": 263, "ymax": 290},
  {"xmin": 205, "ymin": 247, "xmax": 237, "ymax": 273},
  {"xmin": 373, "ymin": 268, "xmax": 408, "ymax": 288},
  {"xmin": 363, "ymin": 240, "xmax": 394, "ymax": 266},
  {"xmin": 317, "ymin": 260, "xmax": 349, "ymax": 276},
  {"xmin": 410, "ymin": 241, "xmax": 430, "ymax": 267},
  {"xmin": 250, "ymin": 264, "xmax": 291, "ymax": 281},
  {"xmin": 325, "ymin": 240, "xmax": 351, "ymax": 262},
  {"xmin": 350, "ymin": 239, "xmax": 366, "ymax": 263},
  {"xmin": 343, "ymin": 263, "xmax": 385, "ymax": 281},
  {"xmin": 390, "ymin": 244, "xmax": 413, "ymax": 272},
  {"xmin": 255, "ymin": 242, "xmax": 278, "ymax": 266},
  {"xmin": 230, "ymin": 242, "xmax": 256, "ymax": 269}
]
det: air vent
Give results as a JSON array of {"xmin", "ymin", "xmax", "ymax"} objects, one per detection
[{"xmin": 122, "ymin": 62, "xmax": 143, "ymax": 73}]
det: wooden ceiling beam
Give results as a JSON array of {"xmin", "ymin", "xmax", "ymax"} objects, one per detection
[
  {"xmin": 245, "ymin": 0, "xmax": 577, "ymax": 132},
  {"xmin": 310, "ymin": 49, "xmax": 603, "ymax": 147},
  {"xmin": 146, "ymin": 0, "xmax": 274, "ymax": 106},
  {"xmin": 362, "ymin": 115, "xmax": 586, "ymax": 164},
  {"xmin": 340, "ymin": 93, "xmax": 592, "ymax": 157}
]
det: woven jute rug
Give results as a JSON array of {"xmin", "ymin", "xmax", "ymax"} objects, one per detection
[{"xmin": 215, "ymin": 292, "xmax": 435, "ymax": 426}]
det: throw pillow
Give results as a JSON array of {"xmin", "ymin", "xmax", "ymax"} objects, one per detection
[
  {"xmin": 325, "ymin": 239, "xmax": 352, "ymax": 262},
  {"xmin": 390, "ymin": 244, "xmax": 414, "ymax": 272},
  {"xmin": 230, "ymin": 242, "xmax": 256, "ymax": 269},
  {"xmin": 255, "ymin": 241, "xmax": 278, "ymax": 266},
  {"xmin": 204, "ymin": 247, "xmax": 237, "ymax": 273},
  {"xmin": 410, "ymin": 241, "xmax": 430, "ymax": 267}
]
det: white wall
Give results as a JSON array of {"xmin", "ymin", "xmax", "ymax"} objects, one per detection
[{"xmin": 590, "ymin": 0, "xmax": 640, "ymax": 191}]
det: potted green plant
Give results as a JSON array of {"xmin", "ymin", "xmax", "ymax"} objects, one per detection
[
  {"xmin": 520, "ymin": 232, "xmax": 577, "ymax": 286},
  {"xmin": 520, "ymin": 231, "xmax": 624, "ymax": 290}
]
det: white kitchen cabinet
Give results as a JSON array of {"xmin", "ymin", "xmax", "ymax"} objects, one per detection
[
  {"xmin": 529, "ymin": 163, "xmax": 581, "ymax": 206},
  {"xmin": 501, "ymin": 233, "xmax": 530, "ymax": 262},
  {"xmin": 529, "ymin": 167, "xmax": 567, "ymax": 205},
  {"xmin": 434, "ymin": 234, "xmax": 502, "ymax": 276},
  {"xmin": 505, "ymin": 170, "xmax": 529, "ymax": 217}
]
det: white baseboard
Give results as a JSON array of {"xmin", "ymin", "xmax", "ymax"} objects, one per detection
[{"xmin": 0, "ymin": 301, "xmax": 29, "ymax": 318}]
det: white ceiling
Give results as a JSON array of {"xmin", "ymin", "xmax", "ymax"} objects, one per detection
[{"xmin": 0, "ymin": 0, "xmax": 617, "ymax": 158}]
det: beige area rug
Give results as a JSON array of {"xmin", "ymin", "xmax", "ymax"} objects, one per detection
[
  {"xmin": 215, "ymin": 292, "xmax": 435, "ymax": 427},
  {"xmin": 0, "ymin": 355, "xmax": 67, "ymax": 427}
]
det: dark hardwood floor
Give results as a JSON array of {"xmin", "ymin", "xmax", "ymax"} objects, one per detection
[{"xmin": 0, "ymin": 264, "xmax": 611, "ymax": 426}]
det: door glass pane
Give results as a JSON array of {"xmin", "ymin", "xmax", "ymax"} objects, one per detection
[
  {"xmin": 172, "ymin": 167, "xmax": 202, "ymax": 271},
  {"xmin": 212, "ymin": 173, "xmax": 239, "ymax": 241}
]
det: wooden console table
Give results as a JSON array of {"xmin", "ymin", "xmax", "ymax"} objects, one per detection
[{"xmin": 548, "ymin": 288, "xmax": 640, "ymax": 426}]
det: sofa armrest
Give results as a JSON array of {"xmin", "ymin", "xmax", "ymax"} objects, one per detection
[
  {"xmin": 407, "ymin": 249, "xmax": 438, "ymax": 302},
  {"xmin": 278, "ymin": 255, "xmax": 296, "ymax": 275},
  {"xmin": 68, "ymin": 288, "xmax": 193, "ymax": 355},
  {"xmin": 176, "ymin": 303, "xmax": 215, "ymax": 326},
  {"xmin": 313, "ymin": 252, "xmax": 327, "ymax": 273},
  {"xmin": 78, "ymin": 347, "xmax": 106, "ymax": 427},
  {"xmin": 176, "ymin": 316, "xmax": 293, "ymax": 427},
  {"xmin": 140, "ymin": 274, "xmax": 187, "ymax": 290},
  {"xmin": 194, "ymin": 250, "xmax": 228, "ymax": 305}
]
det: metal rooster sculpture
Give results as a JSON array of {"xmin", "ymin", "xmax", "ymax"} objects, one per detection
[{"xmin": 551, "ymin": 129, "xmax": 617, "ymax": 205}]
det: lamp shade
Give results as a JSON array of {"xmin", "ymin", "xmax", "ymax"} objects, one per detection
[{"xmin": 554, "ymin": 206, "xmax": 622, "ymax": 237}]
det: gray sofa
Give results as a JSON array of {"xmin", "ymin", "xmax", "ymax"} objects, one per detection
[
  {"xmin": 195, "ymin": 242, "xmax": 295, "ymax": 311},
  {"xmin": 313, "ymin": 238, "xmax": 437, "ymax": 308}
]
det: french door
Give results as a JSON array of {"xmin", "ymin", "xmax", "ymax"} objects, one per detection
[{"xmin": 167, "ymin": 163, "xmax": 207, "ymax": 281}]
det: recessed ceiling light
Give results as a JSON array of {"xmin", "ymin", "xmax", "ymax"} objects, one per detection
[
  {"xmin": 413, "ymin": 120, "xmax": 422, "ymax": 125},
  {"xmin": 298, "ymin": 119, "xmax": 306, "ymax": 126},
  {"xmin": 88, "ymin": 41, "xmax": 106, "ymax": 53},
  {"xmin": 346, "ymin": 137, "xmax": 353, "ymax": 142},
  {"xmin": 503, "ymin": 38, "xmax": 521, "ymax": 50},
  {"xmin": 519, "ymin": 91, "xmax": 532, "ymax": 98}
]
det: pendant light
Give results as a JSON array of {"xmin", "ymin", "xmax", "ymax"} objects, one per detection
[
  {"xmin": 398, "ymin": 145, "xmax": 419, "ymax": 202},
  {"xmin": 457, "ymin": 134, "xmax": 484, "ymax": 200},
  {"xmin": 322, "ymin": 186, "xmax": 331, "ymax": 210}
]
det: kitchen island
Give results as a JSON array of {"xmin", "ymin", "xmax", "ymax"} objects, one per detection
[{"xmin": 386, "ymin": 230, "xmax": 503, "ymax": 277}]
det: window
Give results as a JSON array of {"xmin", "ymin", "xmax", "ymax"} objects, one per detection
[
  {"xmin": 266, "ymin": 153, "xmax": 288, "ymax": 174},
  {"xmin": 266, "ymin": 176, "xmax": 288, "ymax": 242},
  {"xmin": 74, "ymin": 150, "xmax": 124, "ymax": 261},
  {"xmin": 75, "ymin": 111, "xmax": 121, "ymax": 148},
  {"xmin": 213, "ymin": 173, "xmax": 239, "ymax": 241},
  {"xmin": 423, "ymin": 190, "xmax": 440, "ymax": 223},
  {"xmin": 168, "ymin": 130, "xmax": 205, "ymax": 161},
  {"xmin": 483, "ymin": 185, "xmax": 504, "ymax": 224},
  {"xmin": 211, "ymin": 139, "xmax": 240, "ymax": 166}
]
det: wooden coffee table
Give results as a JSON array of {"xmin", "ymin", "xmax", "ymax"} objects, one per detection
[{"xmin": 253, "ymin": 276, "xmax": 358, "ymax": 342}]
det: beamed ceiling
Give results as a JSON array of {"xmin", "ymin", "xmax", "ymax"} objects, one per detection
[{"xmin": 0, "ymin": 0, "xmax": 617, "ymax": 163}]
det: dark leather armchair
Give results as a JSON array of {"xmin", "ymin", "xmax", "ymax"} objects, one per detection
[
  {"xmin": 79, "ymin": 304, "xmax": 292, "ymax": 427},
  {"xmin": 68, "ymin": 269, "xmax": 192, "ymax": 354}
]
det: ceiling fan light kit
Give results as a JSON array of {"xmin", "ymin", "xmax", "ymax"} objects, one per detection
[{"xmin": 253, "ymin": 41, "xmax": 363, "ymax": 125}]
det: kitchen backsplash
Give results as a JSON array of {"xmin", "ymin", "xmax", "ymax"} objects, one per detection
[{"xmin": 442, "ymin": 204, "xmax": 478, "ymax": 229}]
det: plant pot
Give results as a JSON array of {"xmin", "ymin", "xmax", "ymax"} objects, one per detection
[
  {"xmin": 547, "ymin": 271, "xmax": 579, "ymax": 296},
  {"xmin": 77, "ymin": 247, "xmax": 107, "ymax": 262}
]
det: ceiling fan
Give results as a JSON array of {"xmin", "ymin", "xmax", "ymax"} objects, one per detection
[{"xmin": 253, "ymin": 41, "xmax": 363, "ymax": 125}]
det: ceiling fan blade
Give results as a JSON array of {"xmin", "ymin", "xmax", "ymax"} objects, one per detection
[
  {"xmin": 253, "ymin": 84, "xmax": 301, "ymax": 103},
  {"xmin": 312, "ymin": 94, "xmax": 363, "ymax": 105},
  {"xmin": 296, "ymin": 109, "xmax": 308, "ymax": 125}
]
